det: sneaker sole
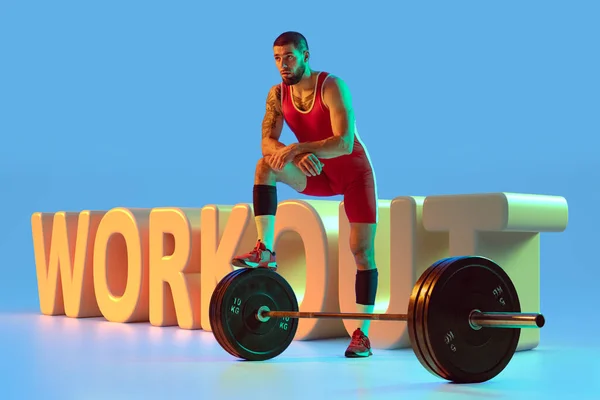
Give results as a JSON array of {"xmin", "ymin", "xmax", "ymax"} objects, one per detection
[
  {"xmin": 232, "ymin": 259, "xmax": 278, "ymax": 271},
  {"xmin": 345, "ymin": 350, "xmax": 373, "ymax": 358}
]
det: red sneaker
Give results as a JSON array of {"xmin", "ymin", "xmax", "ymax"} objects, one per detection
[
  {"xmin": 231, "ymin": 240, "xmax": 277, "ymax": 271},
  {"xmin": 345, "ymin": 328, "xmax": 373, "ymax": 358}
]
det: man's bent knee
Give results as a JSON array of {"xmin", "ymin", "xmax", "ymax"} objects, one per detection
[
  {"xmin": 255, "ymin": 157, "xmax": 276, "ymax": 185},
  {"xmin": 256, "ymin": 156, "xmax": 274, "ymax": 172},
  {"xmin": 255, "ymin": 156, "xmax": 307, "ymax": 192}
]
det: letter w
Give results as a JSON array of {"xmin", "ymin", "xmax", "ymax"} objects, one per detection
[{"xmin": 31, "ymin": 211, "xmax": 104, "ymax": 317}]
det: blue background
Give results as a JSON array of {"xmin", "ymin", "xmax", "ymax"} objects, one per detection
[{"xmin": 1, "ymin": 0, "xmax": 597, "ymax": 348}]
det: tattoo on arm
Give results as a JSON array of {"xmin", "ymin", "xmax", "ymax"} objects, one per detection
[{"xmin": 262, "ymin": 85, "xmax": 282, "ymax": 139}]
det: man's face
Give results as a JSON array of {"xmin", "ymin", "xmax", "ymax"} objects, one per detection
[{"xmin": 273, "ymin": 44, "xmax": 308, "ymax": 85}]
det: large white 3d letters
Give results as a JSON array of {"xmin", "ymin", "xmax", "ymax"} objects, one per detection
[{"xmin": 31, "ymin": 192, "xmax": 568, "ymax": 351}]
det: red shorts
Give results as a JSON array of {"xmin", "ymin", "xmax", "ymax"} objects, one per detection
[{"xmin": 300, "ymin": 169, "xmax": 378, "ymax": 224}]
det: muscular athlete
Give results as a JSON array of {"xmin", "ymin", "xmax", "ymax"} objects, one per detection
[{"xmin": 232, "ymin": 31, "xmax": 379, "ymax": 358}]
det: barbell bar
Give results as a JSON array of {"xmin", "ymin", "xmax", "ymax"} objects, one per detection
[{"xmin": 258, "ymin": 309, "xmax": 545, "ymax": 329}]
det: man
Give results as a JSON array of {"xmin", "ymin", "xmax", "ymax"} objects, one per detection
[{"xmin": 232, "ymin": 31, "xmax": 379, "ymax": 358}]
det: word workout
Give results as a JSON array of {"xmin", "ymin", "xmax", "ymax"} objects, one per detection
[{"xmin": 31, "ymin": 192, "xmax": 568, "ymax": 350}]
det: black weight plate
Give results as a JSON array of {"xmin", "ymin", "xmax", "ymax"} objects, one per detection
[
  {"xmin": 412, "ymin": 256, "xmax": 473, "ymax": 381},
  {"xmin": 211, "ymin": 269, "xmax": 273, "ymax": 358},
  {"xmin": 212, "ymin": 268, "xmax": 299, "ymax": 361},
  {"xmin": 410, "ymin": 257, "xmax": 463, "ymax": 379},
  {"xmin": 412, "ymin": 256, "xmax": 486, "ymax": 382},
  {"xmin": 210, "ymin": 269, "xmax": 246, "ymax": 358},
  {"xmin": 408, "ymin": 257, "xmax": 462, "ymax": 380},
  {"xmin": 421, "ymin": 256, "xmax": 521, "ymax": 383},
  {"xmin": 216, "ymin": 270, "xmax": 250, "ymax": 357},
  {"xmin": 212, "ymin": 268, "xmax": 267, "ymax": 358}
]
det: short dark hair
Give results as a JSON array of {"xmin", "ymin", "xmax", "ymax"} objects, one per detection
[{"xmin": 273, "ymin": 31, "xmax": 308, "ymax": 52}]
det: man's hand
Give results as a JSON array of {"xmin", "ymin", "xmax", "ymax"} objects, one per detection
[
  {"xmin": 293, "ymin": 153, "xmax": 324, "ymax": 176},
  {"xmin": 269, "ymin": 143, "xmax": 300, "ymax": 171}
]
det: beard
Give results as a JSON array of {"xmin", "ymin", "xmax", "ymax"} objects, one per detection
[{"xmin": 282, "ymin": 64, "xmax": 306, "ymax": 85}]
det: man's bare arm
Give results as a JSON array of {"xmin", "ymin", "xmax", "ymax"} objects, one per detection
[
  {"xmin": 295, "ymin": 76, "xmax": 355, "ymax": 159},
  {"xmin": 261, "ymin": 85, "xmax": 286, "ymax": 156}
]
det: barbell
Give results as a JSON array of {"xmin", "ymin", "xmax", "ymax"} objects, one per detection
[{"xmin": 209, "ymin": 255, "xmax": 545, "ymax": 384}]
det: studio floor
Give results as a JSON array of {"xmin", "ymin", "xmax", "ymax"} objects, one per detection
[{"xmin": 1, "ymin": 312, "xmax": 598, "ymax": 400}]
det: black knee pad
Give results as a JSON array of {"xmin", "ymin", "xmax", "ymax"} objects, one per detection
[
  {"xmin": 355, "ymin": 268, "xmax": 378, "ymax": 305},
  {"xmin": 253, "ymin": 184, "xmax": 277, "ymax": 216}
]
